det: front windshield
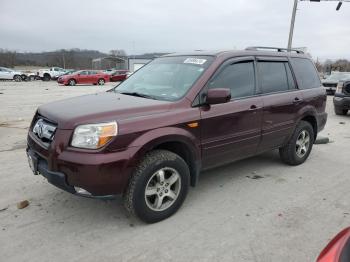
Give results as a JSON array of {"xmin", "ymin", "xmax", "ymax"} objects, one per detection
[
  {"xmin": 326, "ymin": 73, "xmax": 350, "ymax": 81},
  {"xmin": 114, "ymin": 56, "xmax": 214, "ymax": 101}
]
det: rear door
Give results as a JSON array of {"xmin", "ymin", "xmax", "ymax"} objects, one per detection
[
  {"xmin": 88, "ymin": 71, "xmax": 97, "ymax": 83},
  {"xmin": 200, "ymin": 57, "xmax": 263, "ymax": 169},
  {"xmin": 257, "ymin": 57, "xmax": 303, "ymax": 152}
]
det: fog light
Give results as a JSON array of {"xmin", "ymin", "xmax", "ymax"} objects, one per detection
[{"xmin": 74, "ymin": 187, "xmax": 92, "ymax": 196}]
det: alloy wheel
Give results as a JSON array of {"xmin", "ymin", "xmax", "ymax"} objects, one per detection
[
  {"xmin": 144, "ymin": 167, "xmax": 181, "ymax": 212},
  {"xmin": 295, "ymin": 130, "xmax": 310, "ymax": 158}
]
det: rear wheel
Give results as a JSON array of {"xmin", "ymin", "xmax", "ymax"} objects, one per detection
[
  {"xmin": 279, "ymin": 121, "xmax": 314, "ymax": 166},
  {"xmin": 68, "ymin": 79, "xmax": 76, "ymax": 86},
  {"xmin": 43, "ymin": 74, "xmax": 51, "ymax": 81},
  {"xmin": 335, "ymin": 107, "xmax": 348, "ymax": 115},
  {"xmin": 13, "ymin": 75, "xmax": 22, "ymax": 82},
  {"xmin": 124, "ymin": 150, "xmax": 190, "ymax": 223},
  {"xmin": 98, "ymin": 78, "xmax": 105, "ymax": 85}
]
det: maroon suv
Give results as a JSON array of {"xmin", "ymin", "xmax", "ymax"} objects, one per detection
[{"xmin": 27, "ymin": 47, "xmax": 327, "ymax": 223}]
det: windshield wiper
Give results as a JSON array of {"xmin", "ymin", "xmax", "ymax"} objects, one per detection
[{"xmin": 119, "ymin": 92, "xmax": 156, "ymax": 100}]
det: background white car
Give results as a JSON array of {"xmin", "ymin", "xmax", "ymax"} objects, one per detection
[
  {"xmin": 0, "ymin": 67, "xmax": 23, "ymax": 81},
  {"xmin": 37, "ymin": 67, "xmax": 66, "ymax": 81}
]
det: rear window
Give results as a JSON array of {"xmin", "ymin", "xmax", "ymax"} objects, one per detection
[{"xmin": 290, "ymin": 58, "xmax": 321, "ymax": 89}]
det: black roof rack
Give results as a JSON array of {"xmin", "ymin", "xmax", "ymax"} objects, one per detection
[{"xmin": 245, "ymin": 46, "xmax": 304, "ymax": 54}]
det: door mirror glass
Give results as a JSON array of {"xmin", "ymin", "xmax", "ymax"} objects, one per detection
[{"xmin": 206, "ymin": 88, "xmax": 231, "ymax": 105}]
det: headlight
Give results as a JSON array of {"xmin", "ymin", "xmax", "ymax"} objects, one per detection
[
  {"xmin": 336, "ymin": 82, "xmax": 344, "ymax": 94},
  {"xmin": 71, "ymin": 121, "xmax": 118, "ymax": 149}
]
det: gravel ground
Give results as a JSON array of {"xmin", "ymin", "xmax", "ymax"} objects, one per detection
[{"xmin": 0, "ymin": 80, "xmax": 350, "ymax": 262}]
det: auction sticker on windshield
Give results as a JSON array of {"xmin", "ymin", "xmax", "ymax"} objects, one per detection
[{"xmin": 184, "ymin": 58, "xmax": 207, "ymax": 65}]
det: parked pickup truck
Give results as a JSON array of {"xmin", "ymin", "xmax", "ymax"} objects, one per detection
[
  {"xmin": 27, "ymin": 47, "xmax": 327, "ymax": 223},
  {"xmin": 37, "ymin": 67, "xmax": 66, "ymax": 81}
]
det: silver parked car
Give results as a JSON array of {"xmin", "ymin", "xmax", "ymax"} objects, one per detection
[{"xmin": 0, "ymin": 67, "xmax": 23, "ymax": 81}]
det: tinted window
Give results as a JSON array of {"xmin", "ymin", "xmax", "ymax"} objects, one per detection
[
  {"xmin": 258, "ymin": 62, "xmax": 289, "ymax": 93},
  {"xmin": 208, "ymin": 61, "xmax": 255, "ymax": 98},
  {"xmin": 290, "ymin": 58, "xmax": 321, "ymax": 89},
  {"xmin": 80, "ymin": 71, "xmax": 88, "ymax": 75}
]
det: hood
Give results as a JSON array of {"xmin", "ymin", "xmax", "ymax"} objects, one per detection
[
  {"xmin": 322, "ymin": 79, "xmax": 338, "ymax": 84},
  {"xmin": 37, "ymin": 92, "xmax": 172, "ymax": 129}
]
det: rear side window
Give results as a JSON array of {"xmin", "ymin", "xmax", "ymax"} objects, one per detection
[
  {"xmin": 208, "ymin": 61, "xmax": 255, "ymax": 99},
  {"xmin": 290, "ymin": 58, "xmax": 321, "ymax": 89},
  {"xmin": 258, "ymin": 62, "xmax": 290, "ymax": 93}
]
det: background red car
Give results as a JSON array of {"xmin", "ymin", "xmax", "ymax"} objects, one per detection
[
  {"xmin": 57, "ymin": 70, "xmax": 110, "ymax": 86},
  {"xmin": 317, "ymin": 228, "xmax": 350, "ymax": 262},
  {"xmin": 109, "ymin": 70, "xmax": 129, "ymax": 82}
]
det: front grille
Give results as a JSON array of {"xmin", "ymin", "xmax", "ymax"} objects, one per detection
[
  {"xmin": 344, "ymin": 82, "xmax": 350, "ymax": 95},
  {"xmin": 32, "ymin": 118, "xmax": 57, "ymax": 144},
  {"xmin": 323, "ymin": 83, "xmax": 337, "ymax": 88}
]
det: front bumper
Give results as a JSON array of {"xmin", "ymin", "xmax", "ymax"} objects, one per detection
[
  {"xmin": 334, "ymin": 95, "xmax": 350, "ymax": 110},
  {"xmin": 57, "ymin": 78, "xmax": 66, "ymax": 84},
  {"xmin": 27, "ymin": 130, "xmax": 138, "ymax": 197}
]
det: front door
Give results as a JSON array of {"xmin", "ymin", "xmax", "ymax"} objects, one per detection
[{"xmin": 200, "ymin": 58, "xmax": 263, "ymax": 169}]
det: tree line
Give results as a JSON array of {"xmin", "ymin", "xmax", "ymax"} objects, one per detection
[
  {"xmin": 315, "ymin": 59, "xmax": 350, "ymax": 73},
  {"xmin": 0, "ymin": 48, "xmax": 113, "ymax": 69},
  {"xmin": 1, "ymin": 48, "xmax": 350, "ymax": 73}
]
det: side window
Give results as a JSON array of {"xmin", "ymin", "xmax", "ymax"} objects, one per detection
[
  {"xmin": 290, "ymin": 58, "xmax": 321, "ymax": 89},
  {"xmin": 80, "ymin": 71, "xmax": 87, "ymax": 75},
  {"xmin": 258, "ymin": 61, "xmax": 289, "ymax": 94},
  {"xmin": 208, "ymin": 61, "xmax": 255, "ymax": 99}
]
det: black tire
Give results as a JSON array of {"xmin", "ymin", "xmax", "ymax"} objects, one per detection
[
  {"xmin": 13, "ymin": 75, "xmax": 22, "ymax": 82},
  {"xmin": 98, "ymin": 78, "xmax": 105, "ymax": 85},
  {"xmin": 43, "ymin": 74, "xmax": 51, "ymax": 81},
  {"xmin": 326, "ymin": 90, "xmax": 334, "ymax": 96},
  {"xmin": 68, "ymin": 79, "xmax": 76, "ymax": 86},
  {"xmin": 334, "ymin": 107, "xmax": 348, "ymax": 115},
  {"xmin": 124, "ymin": 150, "xmax": 190, "ymax": 223},
  {"xmin": 279, "ymin": 120, "xmax": 314, "ymax": 166}
]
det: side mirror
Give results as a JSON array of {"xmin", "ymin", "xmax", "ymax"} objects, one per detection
[{"xmin": 206, "ymin": 88, "xmax": 231, "ymax": 105}]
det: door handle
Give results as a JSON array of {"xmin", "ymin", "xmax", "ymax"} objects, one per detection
[
  {"xmin": 249, "ymin": 105, "xmax": 259, "ymax": 110},
  {"xmin": 293, "ymin": 97, "xmax": 303, "ymax": 104}
]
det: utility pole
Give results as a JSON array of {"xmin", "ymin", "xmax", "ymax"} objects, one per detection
[
  {"xmin": 288, "ymin": 0, "xmax": 299, "ymax": 51},
  {"xmin": 287, "ymin": 0, "xmax": 347, "ymax": 51},
  {"xmin": 62, "ymin": 52, "xmax": 66, "ymax": 69}
]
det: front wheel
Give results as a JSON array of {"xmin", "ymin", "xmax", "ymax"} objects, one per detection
[
  {"xmin": 124, "ymin": 150, "xmax": 190, "ymax": 223},
  {"xmin": 13, "ymin": 75, "xmax": 22, "ymax": 82},
  {"xmin": 68, "ymin": 79, "xmax": 76, "ymax": 86},
  {"xmin": 98, "ymin": 78, "xmax": 105, "ymax": 85},
  {"xmin": 279, "ymin": 121, "xmax": 314, "ymax": 166},
  {"xmin": 43, "ymin": 74, "xmax": 51, "ymax": 81}
]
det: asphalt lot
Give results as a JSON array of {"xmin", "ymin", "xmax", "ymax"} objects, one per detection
[{"xmin": 0, "ymin": 80, "xmax": 350, "ymax": 262}]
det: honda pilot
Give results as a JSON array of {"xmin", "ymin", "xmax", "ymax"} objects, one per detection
[{"xmin": 27, "ymin": 47, "xmax": 327, "ymax": 223}]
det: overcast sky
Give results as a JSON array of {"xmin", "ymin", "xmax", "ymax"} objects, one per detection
[{"xmin": 0, "ymin": 0, "xmax": 349, "ymax": 60}]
